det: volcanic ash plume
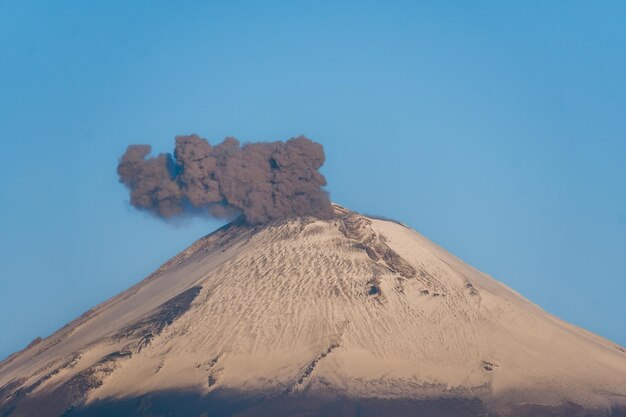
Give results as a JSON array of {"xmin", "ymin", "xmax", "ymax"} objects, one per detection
[{"xmin": 117, "ymin": 134, "xmax": 334, "ymax": 224}]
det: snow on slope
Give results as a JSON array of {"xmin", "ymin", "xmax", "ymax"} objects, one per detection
[{"xmin": 1, "ymin": 206, "xmax": 626, "ymax": 416}]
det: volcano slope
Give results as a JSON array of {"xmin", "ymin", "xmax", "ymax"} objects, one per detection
[{"xmin": 1, "ymin": 206, "xmax": 626, "ymax": 417}]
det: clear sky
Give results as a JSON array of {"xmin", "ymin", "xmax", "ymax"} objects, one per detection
[{"xmin": 1, "ymin": 1, "xmax": 625, "ymax": 359}]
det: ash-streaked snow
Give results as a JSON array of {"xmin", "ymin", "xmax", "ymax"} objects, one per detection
[{"xmin": 1, "ymin": 206, "xmax": 625, "ymax": 417}]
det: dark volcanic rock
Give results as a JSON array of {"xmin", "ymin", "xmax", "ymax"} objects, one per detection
[
  {"xmin": 38, "ymin": 390, "xmax": 626, "ymax": 417},
  {"xmin": 1, "ymin": 287, "xmax": 203, "ymax": 417},
  {"xmin": 339, "ymin": 213, "xmax": 416, "ymax": 278},
  {"xmin": 113, "ymin": 285, "xmax": 203, "ymax": 350}
]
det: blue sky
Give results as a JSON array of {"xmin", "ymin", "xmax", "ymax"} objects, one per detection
[{"xmin": 1, "ymin": 1, "xmax": 625, "ymax": 358}]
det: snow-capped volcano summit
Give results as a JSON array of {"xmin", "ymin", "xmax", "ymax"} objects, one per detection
[{"xmin": 2, "ymin": 205, "xmax": 626, "ymax": 417}]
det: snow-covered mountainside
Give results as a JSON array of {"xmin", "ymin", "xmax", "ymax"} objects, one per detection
[{"xmin": 2, "ymin": 205, "xmax": 626, "ymax": 417}]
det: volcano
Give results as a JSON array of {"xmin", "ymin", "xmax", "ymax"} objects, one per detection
[{"xmin": 1, "ymin": 205, "xmax": 626, "ymax": 417}]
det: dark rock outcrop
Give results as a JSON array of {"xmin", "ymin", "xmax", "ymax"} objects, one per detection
[{"xmin": 339, "ymin": 213, "xmax": 416, "ymax": 278}]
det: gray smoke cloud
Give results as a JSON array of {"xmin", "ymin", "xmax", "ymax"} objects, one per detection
[{"xmin": 117, "ymin": 134, "xmax": 335, "ymax": 225}]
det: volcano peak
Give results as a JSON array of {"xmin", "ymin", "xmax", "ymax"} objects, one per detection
[{"xmin": 1, "ymin": 207, "xmax": 626, "ymax": 416}]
